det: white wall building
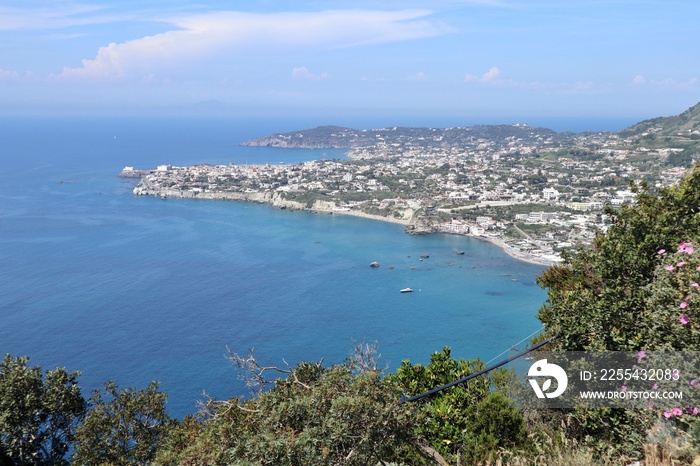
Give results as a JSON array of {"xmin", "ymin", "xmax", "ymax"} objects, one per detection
[{"xmin": 543, "ymin": 187, "xmax": 560, "ymax": 201}]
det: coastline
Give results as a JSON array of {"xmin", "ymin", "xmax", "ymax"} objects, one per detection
[
  {"xmin": 471, "ymin": 235, "xmax": 560, "ymax": 267},
  {"xmin": 132, "ymin": 183, "xmax": 557, "ymax": 267},
  {"xmin": 311, "ymin": 205, "xmax": 411, "ymax": 226},
  {"xmin": 324, "ymin": 208, "xmax": 558, "ymax": 266}
]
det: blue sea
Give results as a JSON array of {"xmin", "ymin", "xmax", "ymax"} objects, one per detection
[{"xmin": 0, "ymin": 115, "xmax": 556, "ymax": 417}]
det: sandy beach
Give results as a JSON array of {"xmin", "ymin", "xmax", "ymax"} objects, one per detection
[
  {"xmin": 134, "ymin": 183, "xmax": 557, "ymax": 267},
  {"xmin": 474, "ymin": 235, "xmax": 560, "ymax": 267},
  {"xmin": 308, "ymin": 205, "xmax": 558, "ymax": 266},
  {"xmin": 313, "ymin": 206, "xmax": 412, "ymax": 226}
]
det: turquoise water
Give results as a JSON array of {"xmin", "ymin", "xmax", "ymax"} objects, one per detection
[{"xmin": 0, "ymin": 116, "xmax": 548, "ymax": 417}]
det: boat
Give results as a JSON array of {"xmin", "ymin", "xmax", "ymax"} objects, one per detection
[
  {"xmin": 400, "ymin": 288, "xmax": 414, "ymax": 293},
  {"xmin": 456, "ymin": 250, "xmax": 465, "ymax": 255}
]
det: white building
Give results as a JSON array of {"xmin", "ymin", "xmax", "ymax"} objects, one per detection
[{"xmin": 543, "ymin": 187, "xmax": 560, "ymax": 201}]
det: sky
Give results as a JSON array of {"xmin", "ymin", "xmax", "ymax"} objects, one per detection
[{"xmin": 1, "ymin": 0, "xmax": 699, "ymax": 126}]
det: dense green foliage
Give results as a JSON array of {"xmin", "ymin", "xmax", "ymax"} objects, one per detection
[
  {"xmin": 388, "ymin": 347, "xmax": 527, "ymax": 463},
  {"xmin": 157, "ymin": 362, "xmax": 418, "ymax": 465},
  {"xmin": 73, "ymin": 381, "xmax": 172, "ymax": 466},
  {"xmin": 0, "ymin": 355, "xmax": 86, "ymax": 466},
  {"xmin": 149, "ymin": 346, "xmax": 527, "ymax": 466},
  {"xmin": 0, "ymin": 348, "xmax": 530, "ymax": 465}
]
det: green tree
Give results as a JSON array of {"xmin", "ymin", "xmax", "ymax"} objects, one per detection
[
  {"xmin": 0, "ymin": 354, "xmax": 86, "ymax": 466},
  {"xmin": 73, "ymin": 381, "xmax": 172, "ymax": 466},
  {"xmin": 388, "ymin": 347, "xmax": 526, "ymax": 464},
  {"xmin": 463, "ymin": 392, "xmax": 528, "ymax": 461},
  {"xmin": 157, "ymin": 347, "xmax": 423, "ymax": 466}
]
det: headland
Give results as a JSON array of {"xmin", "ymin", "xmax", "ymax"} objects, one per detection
[{"xmin": 125, "ymin": 103, "xmax": 700, "ymax": 267}]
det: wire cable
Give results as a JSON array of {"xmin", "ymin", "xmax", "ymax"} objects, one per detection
[
  {"xmin": 398, "ymin": 334, "xmax": 556, "ymax": 404},
  {"xmin": 485, "ymin": 326, "xmax": 546, "ymax": 365}
]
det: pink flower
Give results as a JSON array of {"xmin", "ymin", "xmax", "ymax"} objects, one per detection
[
  {"xmin": 672, "ymin": 407, "xmax": 683, "ymax": 416},
  {"xmin": 681, "ymin": 301, "xmax": 688, "ymax": 309},
  {"xmin": 694, "ymin": 407, "xmax": 699, "ymax": 415},
  {"xmin": 679, "ymin": 242, "xmax": 694, "ymax": 254},
  {"xmin": 678, "ymin": 261, "xmax": 687, "ymax": 267},
  {"xmin": 680, "ymin": 315, "xmax": 690, "ymax": 325},
  {"xmin": 665, "ymin": 265, "xmax": 675, "ymax": 271},
  {"xmin": 658, "ymin": 249, "xmax": 666, "ymax": 255},
  {"xmin": 692, "ymin": 283, "xmax": 699, "ymax": 288},
  {"xmin": 691, "ymin": 379, "xmax": 699, "ymax": 387},
  {"xmin": 652, "ymin": 383, "xmax": 659, "ymax": 390},
  {"xmin": 621, "ymin": 385, "xmax": 628, "ymax": 392},
  {"xmin": 637, "ymin": 350, "xmax": 646, "ymax": 363},
  {"xmin": 664, "ymin": 411, "xmax": 673, "ymax": 418}
]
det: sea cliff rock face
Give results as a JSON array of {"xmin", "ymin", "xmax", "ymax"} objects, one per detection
[
  {"xmin": 132, "ymin": 184, "xmax": 416, "ymax": 225},
  {"xmin": 309, "ymin": 199, "xmax": 337, "ymax": 211},
  {"xmin": 133, "ymin": 186, "xmax": 308, "ymax": 210}
]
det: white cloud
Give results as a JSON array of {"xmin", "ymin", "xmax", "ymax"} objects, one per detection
[
  {"xmin": 0, "ymin": 68, "xmax": 37, "ymax": 81},
  {"xmin": 632, "ymin": 74, "xmax": 646, "ymax": 85},
  {"xmin": 480, "ymin": 66, "xmax": 501, "ymax": 82},
  {"xmin": 291, "ymin": 66, "xmax": 329, "ymax": 80},
  {"xmin": 55, "ymin": 9, "xmax": 452, "ymax": 80},
  {"xmin": 465, "ymin": 66, "xmax": 502, "ymax": 83},
  {"xmin": 0, "ymin": 69, "xmax": 20, "ymax": 80},
  {"xmin": 407, "ymin": 71, "xmax": 428, "ymax": 81}
]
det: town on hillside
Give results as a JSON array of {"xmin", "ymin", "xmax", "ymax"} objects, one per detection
[{"xmin": 123, "ymin": 103, "xmax": 700, "ymax": 265}]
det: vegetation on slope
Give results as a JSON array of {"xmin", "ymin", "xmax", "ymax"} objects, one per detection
[
  {"xmin": 621, "ymin": 102, "xmax": 700, "ymax": 138},
  {"xmin": 241, "ymin": 124, "xmax": 562, "ymax": 149},
  {"xmin": 618, "ymin": 102, "xmax": 700, "ymax": 162}
]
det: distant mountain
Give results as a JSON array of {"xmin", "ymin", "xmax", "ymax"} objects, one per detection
[
  {"xmin": 241, "ymin": 103, "xmax": 700, "ymax": 156},
  {"xmin": 241, "ymin": 124, "xmax": 561, "ymax": 150},
  {"xmin": 620, "ymin": 101, "xmax": 700, "ymax": 137}
]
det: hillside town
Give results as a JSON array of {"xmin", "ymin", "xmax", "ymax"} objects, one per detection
[{"xmin": 124, "ymin": 116, "xmax": 699, "ymax": 265}]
